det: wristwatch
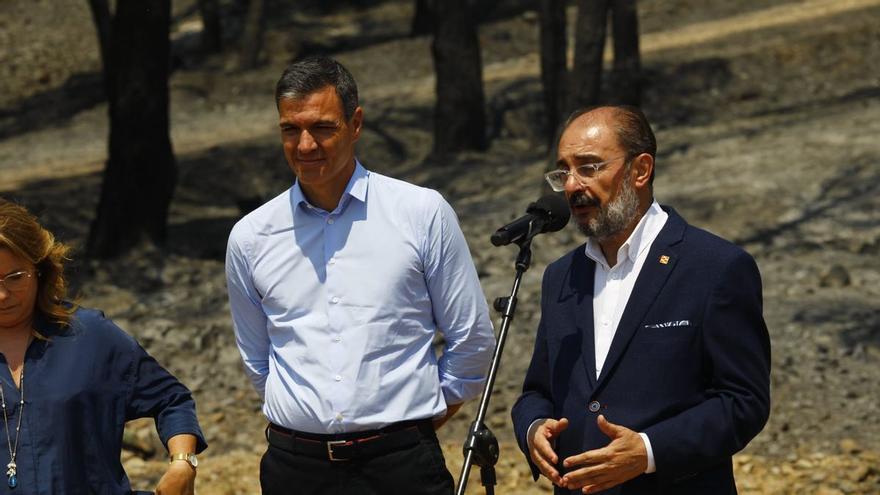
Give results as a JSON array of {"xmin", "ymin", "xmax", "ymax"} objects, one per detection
[{"xmin": 169, "ymin": 452, "xmax": 199, "ymax": 469}]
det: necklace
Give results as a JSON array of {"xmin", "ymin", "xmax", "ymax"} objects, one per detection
[{"xmin": 0, "ymin": 363, "xmax": 23, "ymax": 490}]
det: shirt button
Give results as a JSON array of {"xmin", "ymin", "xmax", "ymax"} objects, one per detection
[
  {"xmin": 334, "ymin": 375, "xmax": 342, "ymax": 382},
  {"xmin": 335, "ymin": 413, "xmax": 343, "ymax": 421},
  {"xmin": 588, "ymin": 401, "xmax": 601, "ymax": 413},
  {"xmin": 327, "ymin": 218, "xmax": 335, "ymax": 224},
  {"xmin": 331, "ymin": 297, "xmax": 339, "ymax": 304},
  {"xmin": 333, "ymin": 336, "xmax": 341, "ymax": 343}
]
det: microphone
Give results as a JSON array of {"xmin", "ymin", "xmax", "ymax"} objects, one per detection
[{"xmin": 490, "ymin": 194, "xmax": 571, "ymax": 246}]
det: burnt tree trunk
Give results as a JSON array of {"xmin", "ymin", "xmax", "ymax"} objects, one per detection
[
  {"xmin": 429, "ymin": 0, "xmax": 487, "ymax": 156},
  {"xmin": 238, "ymin": 0, "xmax": 267, "ymax": 68},
  {"xmin": 570, "ymin": 0, "xmax": 609, "ymax": 108},
  {"xmin": 471, "ymin": 0, "xmax": 501, "ymax": 21},
  {"xmin": 87, "ymin": 0, "xmax": 176, "ymax": 258},
  {"xmin": 413, "ymin": 0, "xmax": 501, "ymax": 37},
  {"xmin": 610, "ymin": 0, "xmax": 640, "ymax": 105},
  {"xmin": 411, "ymin": 0, "xmax": 432, "ymax": 36},
  {"xmin": 538, "ymin": 0, "xmax": 567, "ymax": 147},
  {"xmin": 86, "ymin": 0, "xmax": 113, "ymax": 98},
  {"xmin": 197, "ymin": 0, "xmax": 223, "ymax": 53}
]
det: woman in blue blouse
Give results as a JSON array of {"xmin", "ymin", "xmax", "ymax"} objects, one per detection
[{"xmin": 0, "ymin": 198, "xmax": 207, "ymax": 494}]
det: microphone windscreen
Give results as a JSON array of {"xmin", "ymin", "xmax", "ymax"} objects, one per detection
[{"xmin": 530, "ymin": 194, "xmax": 571, "ymax": 232}]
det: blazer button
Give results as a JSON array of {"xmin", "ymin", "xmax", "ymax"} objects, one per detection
[{"xmin": 588, "ymin": 401, "xmax": 601, "ymax": 413}]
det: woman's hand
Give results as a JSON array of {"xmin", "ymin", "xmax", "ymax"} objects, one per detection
[
  {"xmin": 155, "ymin": 461, "xmax": 196, "ymax": 495},
  {"xmin": 157, "ymin": 434, "xmax": 199, "ymax": 495}
]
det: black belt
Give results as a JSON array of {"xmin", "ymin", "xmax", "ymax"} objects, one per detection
[{"xmin": 266, "ymin": 419, "xmax": 434, "ymax": 462}]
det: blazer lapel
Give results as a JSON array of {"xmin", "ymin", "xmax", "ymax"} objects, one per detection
[
  {"xmin": 595, "ymin": 207, "xmax": 687, "ymax": 390},
  {"xmin": 567, "ymin": 248, "xmax": 598, "ymax": 391}
]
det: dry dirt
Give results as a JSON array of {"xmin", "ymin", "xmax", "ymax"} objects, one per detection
[{"xmin": 1, "ymin": 0, "xmax": 879, "ymax": 493}]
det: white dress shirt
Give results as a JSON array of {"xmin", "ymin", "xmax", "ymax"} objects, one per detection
[
  {"xmin": 584, "ymin": 200, "xmax": 668, "ymax": 379},
  {"xmin": 226, "ymin": 162, "xmax": 495, "ymax": 434}
]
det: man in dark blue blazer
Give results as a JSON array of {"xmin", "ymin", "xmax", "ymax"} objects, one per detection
[{"xmin": 511, "ymin": 106, "xmax": 771, "ymax": 494}]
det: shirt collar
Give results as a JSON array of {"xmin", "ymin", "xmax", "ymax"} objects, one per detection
[
  {"xmin": 584, "ymin": 200, "xmax": 667, "ymax": 269},
  {"xmin": 290, "ymin": 159, "xmax": 369, "ymax": 214}
]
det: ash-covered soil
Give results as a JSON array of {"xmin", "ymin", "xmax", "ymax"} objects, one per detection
[{"xmin": 1, "ymin": 0, "xmax": 879, "ymax": 493}]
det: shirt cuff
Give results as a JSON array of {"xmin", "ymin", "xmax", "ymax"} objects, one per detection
[
  {"xmin": 439, "ymin": 372, "xmax": 487, "ymax": 404},
  {"xmin": 638, "ymin": 432, "xmax": 656, "ymax": 473},
  {"xmin": 526, "ymin": 418, "xmax": 549, "ymax": 451}
]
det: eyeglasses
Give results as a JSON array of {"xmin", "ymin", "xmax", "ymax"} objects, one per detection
[
  {"xmin": 544, "ymin": 156, "xmax": 626, "ymax": 192},
  {"xmin": 0, "ymin": 271, "xmax": 35, "ymax": 292}
]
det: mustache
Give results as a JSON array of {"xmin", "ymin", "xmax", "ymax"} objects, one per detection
[{"xmin": 569, "ymin": 192, "xmax": 600, "ymax": 208}]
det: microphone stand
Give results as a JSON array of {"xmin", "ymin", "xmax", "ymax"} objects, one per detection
[{"xmin": 455, "ymin": 223, "xmax": 538, "ymax": 495}]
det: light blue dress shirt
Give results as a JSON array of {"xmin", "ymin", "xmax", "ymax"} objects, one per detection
[{"xmin": 226, "ymin": 162, "xmax": 495, "ymax": 434}]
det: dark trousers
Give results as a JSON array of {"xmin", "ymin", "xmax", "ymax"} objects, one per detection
[{"xmin": 260, "ymin": 426, "xmax": 454, "ymax": 495}]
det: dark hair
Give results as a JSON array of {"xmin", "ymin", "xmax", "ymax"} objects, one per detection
[
  {"xmin": 275, "ymin": 55, "xmax": 359, "ymax": 120},
  {"xmin": 562, "ymin": 105, "xmax": 657, "ymax": 184},
  {"xmin": 0, "ymin": 198, "xmax": 77, "ymax": 331}
]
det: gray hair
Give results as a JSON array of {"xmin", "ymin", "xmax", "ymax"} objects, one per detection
[{"xmin": 275, "ymin": 55, "xmax": 359, "ymax": 120}]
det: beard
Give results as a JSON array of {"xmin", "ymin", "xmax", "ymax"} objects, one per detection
[{"xmin": 572, "ymin": 178, "xmax": 640, "ymax": 241}]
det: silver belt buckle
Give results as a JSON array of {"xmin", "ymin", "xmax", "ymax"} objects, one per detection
[{"xmin": 327, "ymin": 440, "xmax": 351, "ymax": 461}]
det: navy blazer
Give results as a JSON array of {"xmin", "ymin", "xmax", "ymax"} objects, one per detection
[{"xmin": 511, "ymin": 207, "xmax": 771, "ymax": 494}]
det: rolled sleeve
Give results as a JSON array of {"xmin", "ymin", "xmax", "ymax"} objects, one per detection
[
  {"xmin": 126, "ymin": 340, "xmax": 207, "ymax": 454},
  {"xmin": 423, "ymin": 193, "xmax": 495, "ymax": 404}
]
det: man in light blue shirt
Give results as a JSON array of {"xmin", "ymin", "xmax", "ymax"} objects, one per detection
[{"xmin": 225, "ymin": 55, "xmax": 495, "ymax": 494}]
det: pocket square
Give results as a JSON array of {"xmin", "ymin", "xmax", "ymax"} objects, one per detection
[{"xmin": 645, "ymin": 320, "xmax": 690, "ymax": 329}]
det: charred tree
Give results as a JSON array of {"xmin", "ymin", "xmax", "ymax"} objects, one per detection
[
  {"xmin": 86, "ymin": 0, "xmax": 112, "ymax": 98},
  {"xmin": 570, "ymin": 0, "xmax": 610, "ymax": 109},
  {"xmin": 414, "ymin": 0, "xmax": 502, "ymax": 36},
  {"xmin": 429, "ymin": 0, "xmax": 487, "ymax": 155},
  {"xmin": 538, "ymin": 0, "xmax": 567, "ymax": 147},
  {"xmin": 610, "ymin": 0, "xmax": 640, "ymax": 105},
  {"xmin": 471, "ymin": 0, "xmax": 502, "ymax": 21},
  {"xmin": 411, "ymin": 0, "xmax": 432, "ymax": 36},
  {"xmin": 238, "ymin": 0, "xmax": 267, "ymax": 68},
  {"xmin": 87, "ymin": 0, "xmax": 177, "ymax": 258},
  {"xmin": 197, "ymin": 0, "xmax": 223, "ymax": 53}
]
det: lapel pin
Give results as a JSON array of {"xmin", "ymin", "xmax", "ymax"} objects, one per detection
[{"xmin": 659, "ymin": 255, "xmax": 670, "ymax": 265}]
